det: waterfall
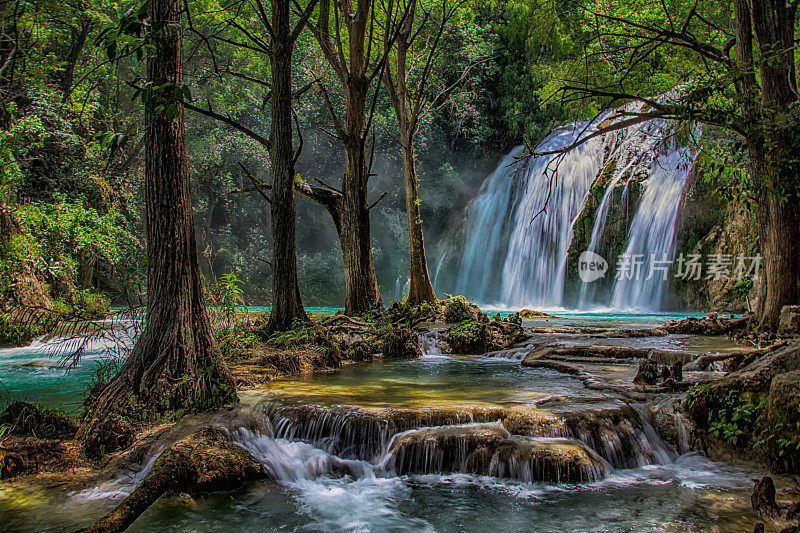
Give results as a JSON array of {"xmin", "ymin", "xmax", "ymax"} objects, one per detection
[
  {"xmin": 455, "ymin": 105, "xmax": 695, "ymax": 311},
  {"xmin": 609, "ymin": 141, "xmax": 695, "ymax": 310},
  {"xmin": 455, "ymin": 121, "xmax": 608, "ymax": 308},
  {"xmin": 455, "ymin": 146, "xmax": 527, "ymax": 303},
  {"xmin": 432, "ymin": 250, "xmax": 446, "ymax": 290},
  {"xmin": 394, "ymin": 276, "xmax": 410, "ymax": 302},
  {"xmin": 500, "ymin": 123, "xmax": 609, "ymax": 308}
]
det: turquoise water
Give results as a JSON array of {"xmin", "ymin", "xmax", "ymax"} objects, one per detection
[{"xmin": 0, "ymin": 308, "xmax": 708, "ymax": 412}]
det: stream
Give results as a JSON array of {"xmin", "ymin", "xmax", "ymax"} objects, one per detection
[{"xmin": 0, "ymin": 312, "xmax": 769, "ymax": 532}]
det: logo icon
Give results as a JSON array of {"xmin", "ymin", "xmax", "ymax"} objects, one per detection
[{"xmin": 578, "ymin": 251, "xmax": 608, "ymax": 283}]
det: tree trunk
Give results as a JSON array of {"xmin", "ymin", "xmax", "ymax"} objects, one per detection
[
  {"xmin": 336, "ymin": 79, "xmax": 381, "ymax": 315},
  {"xmin": 400, "ymin": 129, "xmax": 437, "ymax": 305},
  {"xmin": 59, "ymin": 19, "xmax": 91, "ymax": 102},
  {"xmin": 741, "ymin": 0, "xmax": 800, "ymax": 328},
  {"xmin": 265, "ymin": 0, "xmax": 308, "ymax": 332},
  {"xmin": 81, "ymin": 0, "xmax": 236, "ymax": 432},
  {"xmin": 339, "ymin": 134, "xmax": 382, "ymax": 315},
  {"xmin": 754, "ymin": 190, "xmax": 800, "ymax": 326}
]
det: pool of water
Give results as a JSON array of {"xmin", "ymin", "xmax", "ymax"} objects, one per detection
[
  {"xmin": 119, "ymin": 453, "xmax": 758, "ymax": 533},
  {"xmin": 258, "ymin": 356, "xmax": 597, "ymax": 409}
]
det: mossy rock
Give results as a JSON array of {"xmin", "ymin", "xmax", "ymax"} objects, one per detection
[
  {"xmin": 382, "ymin": 327, "xmax": 421, "ymax": 359},
  {"xmin": 633, "ymin": 360, "xmax": 658, "ymax": 385},
  {"xmin": 445, "ymin": 319, "xmax": 523, "ymax": 355},
  {"xmin": 684, "ymin": 342, "xmax": 800, "ymax": 473}
]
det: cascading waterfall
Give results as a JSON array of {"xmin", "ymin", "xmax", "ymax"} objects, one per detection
[
  {"xmin": 499, "ymin": 122, "xmax": 609, "ymax": 307},
  {"xmin": 454, "ymin": 106, "xmax": 696, "ymax": 311},
  {"xmin": 609, "ymin": 141, "xmax": 695, "ymax": 310},
  {"xmin": 577, "ymin": 113, "xmax": 676, "ymax": 308},
  {"xmin": 455, "ymin": 121, "xmax": 609, "ymax": 307},
  {"xmin": 455, "ymin": 146, "xmax": 527, "ymax": 303}
]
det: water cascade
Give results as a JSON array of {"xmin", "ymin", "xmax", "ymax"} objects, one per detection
[
  {"xmin": 608, "ymin": 141, "xmax": 695, "ymax": 310},
  {"xmin": 454, "ymin": 108, "xmax": 696, "ymax": 311}
]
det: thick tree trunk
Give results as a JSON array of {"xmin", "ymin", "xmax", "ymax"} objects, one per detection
[
  {"xmin": 754, "ymin": 191, "xmax": 800, "ymax": 326},
  {"xmin": 400, "ymin": 130, "xmax": 437, "ymax": 305},
  {"xmin": 81, "ymin": 0, "xmax": 235, "ymax": 431},
  {"xmin": 265, "ymin": 0, "xmax": 308, "ymax": 332},
  {"xmin": 735, "ymin": 0, "xmax": 800, "ymax": 328},
  {"xmin": 339, "ymin": 134, "xmax": 382, "ymax": 314},
  {"xmin": 336, "ymin": 79, "xmax": 381, "ymax": 315}
]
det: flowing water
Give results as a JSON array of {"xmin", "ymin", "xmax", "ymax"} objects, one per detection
[
  {"xmin": 454, "ymin": 108, "xmax": 697, "ymax": 312},
  {"xmin": 0, "ymin": 315, "xmax": 767, "ymax": 532}
]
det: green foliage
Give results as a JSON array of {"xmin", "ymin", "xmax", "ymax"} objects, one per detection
[
  {"xmin": 442, "ymin": 296, "xmax": 472, "ymax": 323},
  {"xmin": 214, "ymin": 271, "xmax": 246, "ymax": 327},
  {"xmin": 267, "ymin": 318, "xmax": 318, "ymax": 349},
  {"xmin": 0, "ymin": 317, "xmax": 48, "ymax": 347},
  {"xmin": 17, "ymin": 196, "xmax": 127, "ymax": 270},
  {"xmin": 0, "ymin": 108, "xmax": 47, "ymax": 203},
  {"xmin": 0, "ymin": 401, "xmax": 76, "ymax": 441},
  {"xmin": 216, "ymin": 322, "xmax": 259, "ymax": 362},
  {"xmin": 705, "ymin": 392, "xmax": 762, "ymax": 444},
  {"xmin": 382, "ymin": 326, "xmax": 421, "ymax": 359},
  {"xmin": 726, "ymin": 277, "xmax": 754, "ymax": 304},
  {"xmin": 445, "ymin": 320, "xmax": 484, "ymax": 353}
]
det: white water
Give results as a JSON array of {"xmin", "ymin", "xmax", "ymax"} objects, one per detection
[
  {"xmin": 455, "ymin": 121, "xmax": 608, "ymax": 307},
  {"xmin": 500, "ymin": 122, "xmax": 609, "ymax": 308},
  {"xmin": 609, "ymin": 141, "xmax": 695, "ymax": 310},
  {"xmin": 455, "ymin": 108, "xmax": 696, "ymax": 312}
]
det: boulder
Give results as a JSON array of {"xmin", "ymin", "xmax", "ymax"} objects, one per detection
[
  {"xmin": 766, "ymin": 371, "xmax": 800, "ymax": 430},
  {"xmin": 385, "ymin": 423, "xmax": 608, "ymax": 483},
  {"xmin": 633, "ymin": 360, "xmax": 659, "ymax": 385},
  {"xmin": 752, "ymin": 476, "xmax": 779, "ymax": 517},
  {"xmin": 780, "ymin": 306, "xmax": 800, "ymax": 335}
]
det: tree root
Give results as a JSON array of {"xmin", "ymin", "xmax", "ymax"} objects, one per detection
[{"xmin": 78, "ymin": 426, "xmax": 265, "ymax": 533}]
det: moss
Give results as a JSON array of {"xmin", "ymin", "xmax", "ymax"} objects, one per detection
[
  {"xmin": 442, "ymin": 296, "xmax": 474, "ymax": 323},
  {"xmin": 382, "ymin": 326, "xmax": 421, "ymax": 359},
  {"xmin": 446, "ymin": 320, "xmax": 485, "ymax": 354}
]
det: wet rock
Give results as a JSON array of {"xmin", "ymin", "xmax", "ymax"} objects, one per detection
[
  {"xmin": 670, "ymin": 361, "xmax": 683, "ymax": 382},
  {"xmin": 766, "ymin": 371, "xmax": 800, "ymax": 429},
  {"xmin": 522, "ymin": 344, "xmax": 694, "ymax": 365},
  {"xmin": 752, "ymin": 476, "xmax": 779, "ymax": 517},
  {"xmin": 633, "ymin": 360, "xmax": 659, "ymax": 385},
  {"xmin": 80, "ymin": 426, "xmax": 266, "ymax": 533},
  {"xmin": 518, "ymin": 309, "xmax": 554, "ymax": 319},
  {"xmin": 662, "ymin": 313, "xmax": 751, "ymax": 335},
  {"xmin": 780, "ymin": 306, "xmax": 800, "ymax": 335},
  {"xmin": 386, "ymin": 423, "xmax": 608, "ymax": 483}
]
